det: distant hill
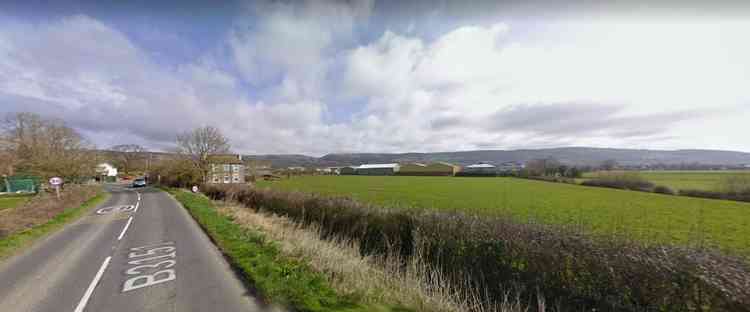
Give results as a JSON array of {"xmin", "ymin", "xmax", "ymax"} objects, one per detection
[{"xmin": 244, "ymin": 147, "xmax": 750, "ymax": 168}]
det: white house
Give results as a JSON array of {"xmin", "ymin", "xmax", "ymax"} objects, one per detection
[{"xmin": 97, "ymin": 163, "xmax": 118, "ymax": 177}]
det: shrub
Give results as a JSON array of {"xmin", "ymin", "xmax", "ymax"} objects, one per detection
[
  {"xmin": 653, "ymin": 185, "xmax": 675, "ymax": 195},
  {"xmin": 581, "ymin": 172, "xmax": 654, "ymax": 191},
  {"xmin": 202, "ymin": 184, "xmax": 750, "ymax": 312},
  {"xmin": 680, "ymin": 189, "xmax": 750, "ymax": 203}
]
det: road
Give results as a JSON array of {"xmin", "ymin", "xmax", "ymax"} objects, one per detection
[{"xmin": 0, "ymin": 185, "xmax": 271, "ymax": 312}]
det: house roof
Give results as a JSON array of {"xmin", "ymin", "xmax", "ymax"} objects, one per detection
[
  {"xmin": 207, "ymin": 154, "xmax": 243, "ymax": 164},
  {"xmin": 466, "ymin": 163, "xmax": 496, "ymax": 168},
  {"xmin": 357, "ymin": 163, "xmax": 399, "ymax": 169}
]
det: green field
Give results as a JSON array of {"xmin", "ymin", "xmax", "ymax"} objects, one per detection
[
  {"xmin": 258, "ymin": 175, "xmax": 750, "ymax": 254},
  {"xmin": 0, "ymin": 196, "xmax": 29, "ymax": 211},
  {"xmin": 582, "ymin": 170, "xmax": 750, "ymax": 191}
]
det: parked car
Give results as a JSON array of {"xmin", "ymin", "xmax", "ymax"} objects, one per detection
[{"xmin": 132, "ymin": 178, "xmax": 147, "ymax": 188}]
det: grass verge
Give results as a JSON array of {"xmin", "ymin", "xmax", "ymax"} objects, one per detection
[
  {"xmin": 0, "ymin": 195, "xmax": 31, "ymax": 211},
  {"xmin": 164, "ymin": 188, "xmax": 409, "ymax": 312},
  {"xmin": 0, "ymin": 190, "xmax": 110, "ymax": 261}
]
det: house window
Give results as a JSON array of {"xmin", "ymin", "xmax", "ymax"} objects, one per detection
[
  {"xmin": 212, "ymin": 176, "xmax": 219, "ymax": 183},
  {"xmin": 223, "ymin": 164, "xmax": 230, "ymax": 171},
  {"xmin": 211, "ymin": 164, "xmax": 217, "ymax": 172},
  {"xmin": 232, "ymin": 176, "xmax": 240, "ymax": 182},
  {"xmin": 232, "ymin": 164, "xmax": 240, "ymax": 172},
  {"xmin": 223, "ymin": 175, "xmax": 230, "ymax": 183}
]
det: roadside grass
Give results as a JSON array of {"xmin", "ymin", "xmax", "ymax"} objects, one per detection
[
  {"xmin": 166, "ymin": 188, "xmax": 411, "ymax": 312},
  {"xmin": 214, "ymin": 201, "xmax": 526, "ymax": 312},
  {"xmin": 0, "ymin": 195, "xmax": 31, "ymax": 211},
  {"xmin": 0, "ymin": 190, "xmax": 109, "ymax": 261},
  {"xmin": 258, "ymin": 175, "xmax": 750, "ymax": 255}
]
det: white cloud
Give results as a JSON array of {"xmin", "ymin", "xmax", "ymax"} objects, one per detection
[
  {"xmin": 340, "ymin": 21, "xmax": 750, "ymax": 152},
  {"xmin": 1, "ymin": 9, "xmax": 749, "ymax": 155}
]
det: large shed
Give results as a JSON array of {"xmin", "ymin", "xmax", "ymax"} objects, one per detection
[
  {"xmin": 458, "ymin": 163, "xmax": 498, "ymax": 176},
  {"xmin": 356, "ymin": 163, "xmax": 400, "ymax": 176},
  {"xmin": 339, "ymin": 166, "xmax": 358, "ymax": 175},
  {"xmin": 398, "ymin": 162, "xmax": 459, "ymax": 176}
]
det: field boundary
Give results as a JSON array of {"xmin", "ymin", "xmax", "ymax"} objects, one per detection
[
  {"xmin": 164, "ymin": 187, "xmax": 409, "ymax": 312},
  {"xmin": 0, "ymin": 190, "xmax": 110, "ymax": 261}
]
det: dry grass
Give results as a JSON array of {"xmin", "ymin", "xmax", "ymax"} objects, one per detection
[
  {"xmin": 216, "ymin": 201, "xmax": 542, "ymax": 312},
  {"xmin": 0, "ymin": 185, "xmax": 99, "ymax": 238}
]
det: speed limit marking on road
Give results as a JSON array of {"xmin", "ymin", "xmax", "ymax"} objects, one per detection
[{"xmin": 96, "ymin": 205, "xmax": 136, "ymax": 215}]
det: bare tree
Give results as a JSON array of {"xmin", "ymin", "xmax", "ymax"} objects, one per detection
[
  {"xmin": 175, "ymin": 126, "xmax": 230, "ymax": 182},
  {"xmin": 110, "ymin": 144, "xmax": 146, "ymax": 174},
  {"xmin": 1, "ymin": 112, "xmax": 96, "ymax": 180}
]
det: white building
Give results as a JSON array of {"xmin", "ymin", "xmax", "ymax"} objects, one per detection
[
  {"xmin": 97, "ymin": 163, "xmax": 118, "ymax": 177},
  {"xmin": 356, "ymin": 163, "xmax": 400, "ymax": 175},
  {"xmin": 463, "ymin": 163, "xmax": 497, "ymax": 175}
]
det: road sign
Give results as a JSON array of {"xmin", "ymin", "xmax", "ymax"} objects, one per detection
[{"xmin": 49, "ymin": 177, "xmax": 63, "ymax": 186}]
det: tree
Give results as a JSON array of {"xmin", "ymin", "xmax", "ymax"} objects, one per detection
[
  {"xmin": 1, "ymin": 112, "xmax": 96, "ymax": 180},
  {"xmin": 601, "ymin": 159, "xmax": 618, "ymax": 171},
  {"xmin": 175, "ymin": 126, "xmax": 230, "ymax": 183},
  {"xmin": 110, "ymin": 144, "xmax": 146, "ymax": 174}
]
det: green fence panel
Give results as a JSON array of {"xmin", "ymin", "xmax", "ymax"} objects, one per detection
[{"xmin": 3, "ymin": 176, "xmax": 40, "ymax": 193}]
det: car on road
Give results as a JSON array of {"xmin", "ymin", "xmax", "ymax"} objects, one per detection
[{"xmin": 132, "ymin": 178, "xmax": 147, "ymax": 188}]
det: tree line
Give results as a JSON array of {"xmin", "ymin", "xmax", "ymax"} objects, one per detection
[{"xmin": 1, "ymin": 111, "xmax": 232, "ymax": 185}]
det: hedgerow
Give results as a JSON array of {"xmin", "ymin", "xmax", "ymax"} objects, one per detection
[{"xmin": 203, "ymin": 184, "xmax": 750, "ymax": 311}]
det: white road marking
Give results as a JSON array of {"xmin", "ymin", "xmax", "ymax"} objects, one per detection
[
  {"xmin": 117, "ymin": 217, "xmax": 133, "ymax": 241},
  {"xmin": 134, "ymin": 201, "xmax": 140, "ymax": 212},
  {"xmin": 74, "ymin": 256, "xmax": 111, "ymax": 312}
]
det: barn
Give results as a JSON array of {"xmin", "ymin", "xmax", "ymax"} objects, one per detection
[
  {"xmin": 458, "ymin": 163, "xmax": 498, "ymax": 176},
  {"xmin": 398, "ymin": 162, "xmax": 459, "ymax": 176},
  {"xmin": 356, "ymin": 163, "xmax": 400, "ymax": 176},
  {"xmin": 339, "ymin": 166, "xmax": 358, "ymax": 175}
]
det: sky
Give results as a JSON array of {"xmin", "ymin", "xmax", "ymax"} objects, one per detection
[{"xmin": 1, "ymin": 0, "xmax": 749, "ymax": 155}]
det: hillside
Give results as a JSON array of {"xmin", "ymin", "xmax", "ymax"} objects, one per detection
[{"xmin": 244, "ymin": 147, "xmax": 750, "ymax": 168}]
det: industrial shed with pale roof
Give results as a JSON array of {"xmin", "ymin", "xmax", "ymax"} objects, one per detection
[
  {"xmin": 355, "ymin": 163, "xmax": 400, "ymax": 175},
  {"xmin": 398, "ymin": 162, "xmax": 460, "ymax": 176}
]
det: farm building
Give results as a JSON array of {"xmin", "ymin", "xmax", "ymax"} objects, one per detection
[
  {"xmin": 339, "ymin": 166, "xmax": 358, "ymax": 175},
  {"xmin": 356, "ymin": 163, "xmax": 400, "ymax": 176},
  {"xmin": 459, "ymin": 163, "xmax": 498, "ymax": 176},
  {"xmin": 398, "ymin": 162, "xmax": 460, "ymax": 176}
]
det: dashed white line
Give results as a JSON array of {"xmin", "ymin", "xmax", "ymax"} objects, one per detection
[
  {"xmin": 73, "ymin": 256, "xmax": 111, "ymax": 312},
  {"xmin": 134, "ymin": 201, "xmax": 140, "ymax": 212},
  {"xmin": 117, "ymin": 216, "xmax": 134, "ymax": 241}
]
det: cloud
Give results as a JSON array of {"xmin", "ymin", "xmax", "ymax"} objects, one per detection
[
  {"xmin": 1, "ymin": 8, "xmax": 749, "ymax": 155},
  {"xmin": 229, "ymin": 0, "xmax": 373, "ymax": 101}
]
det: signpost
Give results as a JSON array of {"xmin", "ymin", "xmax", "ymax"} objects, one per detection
[{"xmin": 49, "ymin": 177, "xmax": 63, "ymax": 199}]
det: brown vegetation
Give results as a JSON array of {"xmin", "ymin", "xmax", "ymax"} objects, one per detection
[
  {"xmin": 215, "ymin": 201, "xmax": 538, "ymax": 312},
  {"xmin": 0, "ymin": 185, "xmax": 100, "ymax": 238},
  {"xmin": 202, "ymin": 184, "xmax": 750, "ymax": 312},
  {"xmin": 581, "ymin": 171, "xmax": 655, "ymax": 191},
  {"xmin": 175, "ymin": 126, "xmax": 231, "ymax": 182},
  {"xmin": 1, "ymin": 112, "xmax": 96, "ymax": 181}
]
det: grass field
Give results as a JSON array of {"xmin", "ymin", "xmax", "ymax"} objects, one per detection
[
  {"xmin": 0, "ymin": 196, "xmax": 30, "ymax": 211},
  {"xmin": 582, "ymin": 170, "xmax": 750, "ymax": 191},
  {"xmin": 258, "ymin": 175, "xmax": 750, "ymax": 254}
]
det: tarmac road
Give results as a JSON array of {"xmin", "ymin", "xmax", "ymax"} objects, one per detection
[{"xmin": 0, "ymin": 185, "xmax": 270, "ymax": 312}]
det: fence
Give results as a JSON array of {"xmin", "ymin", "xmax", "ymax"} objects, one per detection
[{"xmin": 1, "ymin": 176, "xmax": 40, "ymax": 193}]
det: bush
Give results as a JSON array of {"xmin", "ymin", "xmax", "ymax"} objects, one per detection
[
  {"xmin": 653, "ymin": 185, "xmax": 675, "ymax": 195},
  {"xmin": 202, "ymin": 184, "xmax": 750, "ymax": 312},
  {"xmin": 581, "ymin": 172, "xmax": 654, "ymax": 191},
  {"xmin": 680, "ymin": 189, "xmax": 750, "ymax": 203}
]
